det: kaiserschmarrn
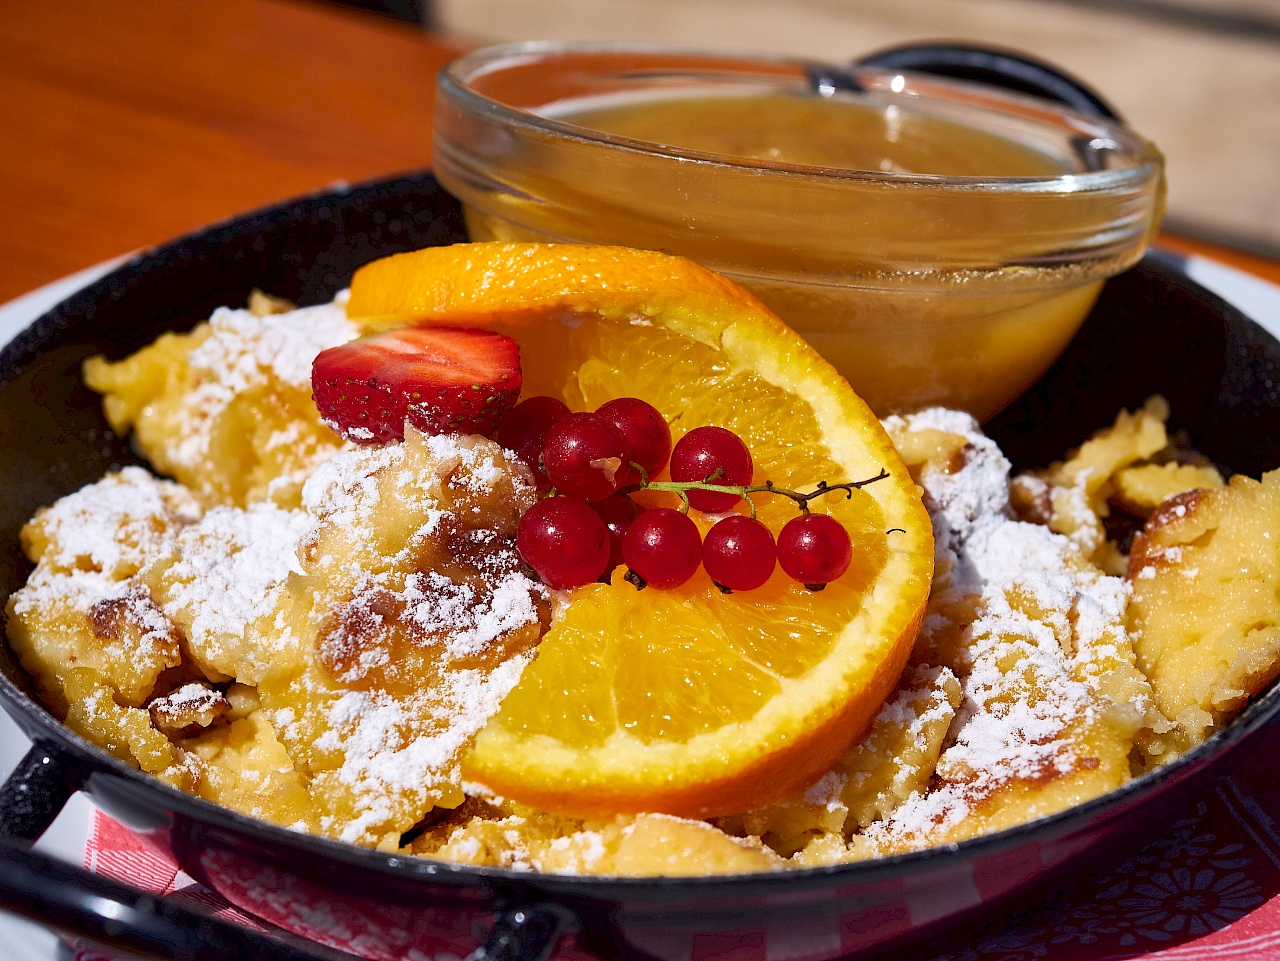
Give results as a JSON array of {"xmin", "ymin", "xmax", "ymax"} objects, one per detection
[{"xmin": 7, "ymin": 279, "xmax": 1278, "ymax": 874}]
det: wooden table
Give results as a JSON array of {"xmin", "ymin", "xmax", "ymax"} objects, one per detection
[
  {"xmin": 0, "ymin": 0, "xmax": 460, "ymax": 305},
  {"xmin": 2, "ymin": 0, "xmax": 1279, "ymax": 305}
]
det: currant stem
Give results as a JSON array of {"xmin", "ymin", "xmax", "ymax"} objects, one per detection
[{"xmin": 636, "ymin": 469, "xmax": 890, "ymax": 516}]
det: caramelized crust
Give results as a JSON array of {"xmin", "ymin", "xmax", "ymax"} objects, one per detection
[{"xmin": 149, "ymin": 682, "xmax": 230, "ymax": 736}]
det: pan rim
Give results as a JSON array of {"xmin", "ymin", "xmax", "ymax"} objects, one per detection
[{"xmin": 0, "ymin": 169, "xmax": 1275, "ymax": 900}]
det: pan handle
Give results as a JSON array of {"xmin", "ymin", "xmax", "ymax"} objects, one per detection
[
  {"xmin": 854, "ymin": 42, "xmax": 1121, "ymax": 121},
  {"xmin": 0, "ymin": 741, "xmax": 357, "ymax": 960},
  {"xmin": 470, "ymin": 903, "xmax": 575, "ymax": 961},
  {"xmin": 0, "ymin": 835, "xmax": 365, "ymax": 960},
  {"xmin": 0, "ymin": 741, "xmax": 88, "ymax": 841},
  {"xmin": 0, "ymin": 743, "xmax": 577, "ymax": 961}
]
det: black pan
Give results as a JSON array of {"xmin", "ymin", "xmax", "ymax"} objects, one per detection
[{"xmin": 0, "ymin": 170, "xmax": 1277, "ymax": 961}]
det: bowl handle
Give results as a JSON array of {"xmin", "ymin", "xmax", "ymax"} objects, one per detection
[
  {"xmin": 0, "ymin": 742, "xmax": 358, "ymax": 959},
  {"xmin": 854, "ymin": 43, "xmax": 1121, "ymax": 121}
]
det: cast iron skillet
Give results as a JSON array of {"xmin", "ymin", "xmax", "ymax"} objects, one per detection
[{"xmin": 0, "ymin": 49, "xmax": 1278, "ymax": 961}]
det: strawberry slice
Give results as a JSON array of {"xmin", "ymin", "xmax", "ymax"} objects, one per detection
[{"xmin": 311, "ymin": 326, "xmax": 522, "ymax": 444}]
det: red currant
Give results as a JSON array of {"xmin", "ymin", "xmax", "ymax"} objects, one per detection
[
  {"xmin": 542, "ymin": 412, "xmax": 631, "ymax": 502},
  {"xmin": 777, "ymin": 513, "xmax": 853, "ymax": 589},
  {"xmin": 592, "ymin": 494, "xmax": 640, "ymax": 578},
  {"xmin": 517, "ymin": 497, "xmax": 610, "ymax": 590},
  {"xmin": 622, "ymin": 508, "xmax": 702, "ymax": 589},
  {"xmin": 702, "ymin": 515, "xmax": 776, "ymax": 592},
  {"xmin": 670, "ymin": 426, "xmax": 754, "ymax": 512},
  {"xmin": 497, "ymin": 396, "xmax": 569, "ymax": 490},
  {"xmin": 596, "ymin": 397, "xmax": 671, "ymax": 483}
]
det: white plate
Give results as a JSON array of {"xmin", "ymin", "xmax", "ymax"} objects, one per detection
[{"xmin": 0, "ymin": 250, "xmax": 1276, "ymax": 960}]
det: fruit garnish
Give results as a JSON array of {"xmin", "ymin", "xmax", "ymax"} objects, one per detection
[
  {"xmin": 670, "ymin": 425, "xmax": 754, "ymax": 512},
  {"xmin": 622, "ymin": 507, "xmax": 703, "ymax": 589},
  {"xmin": 346, "ymin": 242, "xmax": 769, "ymax": 334},
  {"xmin": 591, "ymin": 493, "xmax": 638, "ymax": 578},
  {"xmin": 703, "ymin": 515, "xmax": 776, "ymax": 593},
  {"xmin": 516, "ymin": 406, "xmax": 890, "ymax": 593},
  {"xmin": 542, "ymin": 412, "xmax": 631, "ymax": 502},
  {"xmin": 344, "ymin": 242, "xmax": 933, "ymax": 818},
  {"xmin": 596, "ymin": 397, "xmax": 671, "ymax": 483},
  {"xmin": 777, "ymin": 513, "xmax": 853, "ymax": 590},
  {"xmin": 496, "ymin": 395, "xmax": 569, "ymax": 489},
  {"xmin": 310, "ymin": 326, "xmax": 521, "ymax": 443},
  {"xmin": 516, "ymin": 497, "xmax": 611, "ymax": 591}
]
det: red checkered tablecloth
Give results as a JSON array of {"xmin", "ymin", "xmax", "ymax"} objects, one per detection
[{"xmin": 68, "ymin": 724, "xmax": 1280, "ymax": 961}]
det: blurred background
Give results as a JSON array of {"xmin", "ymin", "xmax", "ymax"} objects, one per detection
[{"xmin": 347, "ymin": 0, "xmax": 1280, "ymax": 258}]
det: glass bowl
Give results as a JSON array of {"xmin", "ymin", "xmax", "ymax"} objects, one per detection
[{"xmin": 433, "ymin": 42, "xmax": 1166, "ymax": 419}]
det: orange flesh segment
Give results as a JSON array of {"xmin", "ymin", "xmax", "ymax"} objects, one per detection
[{"xmin": 345, "ymin": 242, "xmax": 934, "ymax": 819}]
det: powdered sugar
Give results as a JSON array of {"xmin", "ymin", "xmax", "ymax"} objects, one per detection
[
  {"xmin": 882, "ymin": 408, "xmax": 1010, "ymax": 589},
  {"xmin": 302, "ymin": 444, "xmax": 404, "ymax": 530},
  {"xmin": 279, "ymin": 429, "xmax": 545, "ymax": 844},
  {"xmin": 189, "ymin": 302, "xmax": 355, "ymax": 396},
  {"xmin": 9, "ymin": 469, "xmax": 196, "ymax": 671},
  {"xmin": 154, "ymin": 502, "xmax": 309, "ymax": 681},
  {"xmin": 316, "ymin": 656, "xmax": 533, "ymax": 844},
  {"xmin": 401, "ymin": 569, "xmax": 544, "ymax": 660},
  {"xmin": 173, "ymin": 301, "xmax": 356, "ymax": 469},
  {"xmin": 162, "ymin": 682, "xmax": 220, "ymax": 708},
  {"xmin": 26, "ymin": 466, "xmax": 201, "ymax": 578},
  {"xmin": 419, "ymin": 432, "xmax": 513, "ymax": 495},
  {"xmin": 804, "ymin": 771, "xmax": 848, "ymax": 811},
  {"xmin": 149, "ymin": 681, "xmax": 230, "ymax": 734},
  {"xmin": 856, "ymin": 409, "xmax": 1141, "ymax": 853}
]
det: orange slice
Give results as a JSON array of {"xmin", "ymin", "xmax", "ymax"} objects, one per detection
[
  {"xmin": 348, "ymin": 242, "xmax": 766, "ymax": 338},
  {"xmin": 346, "ymin": 242, "xmax": 934, "ymax": 819}
]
